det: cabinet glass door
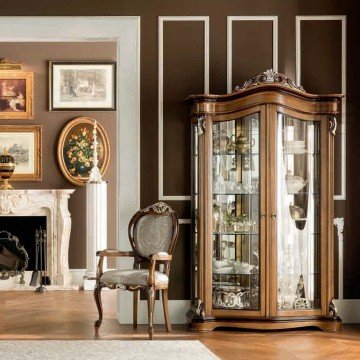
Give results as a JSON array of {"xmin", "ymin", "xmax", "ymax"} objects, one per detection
[
  {"xmin": 212, "ymin": 113, "xmax": 260, "ymax": 310},
  {"xmin": 276, "ymin": 113, "xmax": 321, "ymax": 312}
]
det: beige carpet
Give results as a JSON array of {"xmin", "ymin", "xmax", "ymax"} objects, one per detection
[{"xmin": 0, "ymin": 340, "xmax": 219, "ymax": 359}]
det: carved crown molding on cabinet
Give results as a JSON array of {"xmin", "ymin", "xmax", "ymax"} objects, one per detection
[{"xmin": 235, "ymin": 69, "xmax": 305, "ymax": 93}]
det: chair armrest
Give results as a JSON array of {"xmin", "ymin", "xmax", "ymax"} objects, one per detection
[
  {"xmin": 96, "ymin": 249, "xmax": 134, "ymax": 258},
  {"xmin": 148, "ymin": 252, "xmax": 172, "ymax": 286},
  {"xmin": 149, "ymin": 252, "xmax": 172, "ymax": 261},
  {"xmin": 96, "ymin": 249, "xmax": 134, "ymax": 279}
]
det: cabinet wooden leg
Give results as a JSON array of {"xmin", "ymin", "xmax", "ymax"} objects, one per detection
[{"xmin": 161, "ymin": 289, "xmax": 171, "ymax": 332}]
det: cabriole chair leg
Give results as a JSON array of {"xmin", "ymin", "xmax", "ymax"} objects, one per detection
[
  {"xmin": 94, "ymin": 284, "xmax": 103, "ymax": 332},
  {"xmin": 147, "ymin": 287, "xmax": 155, "ymax": 339}
]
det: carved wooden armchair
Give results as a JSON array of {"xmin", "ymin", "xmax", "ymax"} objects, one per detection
[{"xmin": 94, "ymin": 202, "xmax": 179, "ymax": 339}]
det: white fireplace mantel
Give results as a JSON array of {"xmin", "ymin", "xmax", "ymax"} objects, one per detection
[{"xmin": 0, "ymin": 189, "xmax": 75, "ymax": 286}]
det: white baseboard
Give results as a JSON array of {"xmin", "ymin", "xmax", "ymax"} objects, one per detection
[
  {"xmin": 117, "ymin": 291, "xmax": 190, "ymax": 324},
  {"xmin": 334, "ymin": 299, "xmax": 360, "ymax": 323},
  {"xmin": 69, "ymin": 269, "xmax": 86, "ymax": 286}
]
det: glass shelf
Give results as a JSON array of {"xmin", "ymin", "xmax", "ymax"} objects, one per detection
[
  {"xmin": 213, "ymin": 232, "xmax": 259, "ymax": 236},
  {"xmin": 283, "ymin": 152, "xmax": 320, "ymax": 156},
  {"xmin": 286, "ymin": 192, "xmax": 320, "ymax": 196},
  {"xmin": 213, "ymin": 272, "xmax": 259, "ymax": 276},
  {"xmin": 213, "ymin": 152, "xmax": 260, "ymax": 156},
  {"xmin": 213, "ymin": 192, "xmax": 259, "ymax": 196}
]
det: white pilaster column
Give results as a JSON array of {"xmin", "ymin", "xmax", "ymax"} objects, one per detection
[
  {"xmin": 85, "ymin": 182, "xmax": 108, "ymax": 279},
  {"xmin": 84, "ymin": 119, "xmax": 108, "ymax": 290}
]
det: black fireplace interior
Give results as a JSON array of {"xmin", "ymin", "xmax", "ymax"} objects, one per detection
[{"xmin": 0, "ymin": 216, "xmax": 46, "ymax": 271}]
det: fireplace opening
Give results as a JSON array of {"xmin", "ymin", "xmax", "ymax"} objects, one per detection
[{"xmin": 0, "ymin": 216, "xmax": 46, "ymax": 271}]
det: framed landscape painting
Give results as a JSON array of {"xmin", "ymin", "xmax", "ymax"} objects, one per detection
[
  {"xmin": 0, "ymin": 70, "xmax": 34, "ymax": 119},
  {"xmin": 0, "ymin": 125, "xmax": 42, "ymax": 181},
  {"xmin": 49, "ymin": 61, "xmax": 116, "ymax": 111},
  {"xmin": 57, "ymin": 117, "xmax": 110, "ymax": 186}
]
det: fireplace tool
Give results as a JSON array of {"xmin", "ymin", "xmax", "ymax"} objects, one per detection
[
  {"xmin": 41, "ymin": 230, "xmax": 50, "ymax": 286},
  {"xmin": 29, "ymin": 230, "xmax": 39, "ymax": 287},
  {"xmin": 35, "ymin": 227, "xmax": 47, "ymax": 293}
]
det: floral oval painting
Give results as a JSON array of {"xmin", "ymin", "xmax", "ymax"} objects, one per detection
[{"xmin": 57, "ymin": 117, "xmax": 110, "ymax": 186}]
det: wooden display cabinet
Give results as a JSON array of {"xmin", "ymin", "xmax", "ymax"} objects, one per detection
[{"xmin": 187, "ymin": 70, "xmax": 342, "ymax": 332}]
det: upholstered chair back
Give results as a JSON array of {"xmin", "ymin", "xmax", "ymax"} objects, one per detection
[{"xmin": 129, "ymin": 202, "xmax": 178, "ymax": 261}]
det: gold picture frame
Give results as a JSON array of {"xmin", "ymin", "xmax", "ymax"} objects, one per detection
[
  {"xmin": 0, "ymin": 70, "xmax": 34, "ymax": 119},
  {"xmin": 0, "ymin": 125, "xmax": 42, "ymax": 181},
  {"xmin": 57, "ymin": 117, "xmax": 110, "ymax": 186}
]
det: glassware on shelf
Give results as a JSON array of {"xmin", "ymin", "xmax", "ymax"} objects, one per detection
[
  {"xmin": 285, "ymin": 170, "xmax": 307, "ymax": 194},
  {"xmin": 289, "ymin": 203, "xmax": 305, "ymax": 220},
  {"xmin": 213, "ymin": 200, "xmax": 221, "ymax": 232},
  {"xmin": 283, "ymin": 140, "xmax": 306, "ymax": 154},
  {"xmin": 233, "ymin": 214, "xmax": 257, "ymax": 234},
  {"xmin": 214, "ymin": 173, "xmax": 226, "ymax": 193},
  {"xmin": 212, "ymin": 287, "xmax": 246, "ymax": 309},
  {"xmin": 233, "ymin": 261, "xmax": 251, "ymax": 274},
  {"xmin": 230, "ymin": 133, "xmax": 255, "ymax": 154},
  {"xmin": 224, "ymin": 212, "xmax": 235, "ymax": 232},
  {"xmin": 251, "ymin": 178, "xmax": 259, "ymax": 192},
  {"xmin": 228, "ymin": 157, "xmax": 238, "ymax": 183}
]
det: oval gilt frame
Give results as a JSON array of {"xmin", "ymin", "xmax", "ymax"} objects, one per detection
[{"xmin": 57, "ymin": 116, "xmax": 110, "ymax": 186}]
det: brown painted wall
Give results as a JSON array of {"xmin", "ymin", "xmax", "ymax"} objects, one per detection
[
  {"xmin": 0, "ymin": 42, "xmax": 117, "ymax": 269},
  {"xmin": 0, "ymin": 0, "xmax": 359, "ymax": 300}
]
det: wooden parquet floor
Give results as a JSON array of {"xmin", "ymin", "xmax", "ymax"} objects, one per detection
[{"xmin": 0, "ymin": 290, "xmax": 360, "ymax": 360}]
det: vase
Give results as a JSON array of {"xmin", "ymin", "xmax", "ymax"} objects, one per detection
[{"xmin": 0, "ymin": 148, "xmax": 15, "ymax": 190}]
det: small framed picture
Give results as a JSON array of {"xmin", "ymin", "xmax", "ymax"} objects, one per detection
[
  {"xmin": 49, "ymin": 61, "xmax": 116, "ymax": 111},
  {"xmin": 0, "ymin": 125, "xmax": 42, "ymax": 181},
  {"xmin": 0, "ymin": 70, "xmax": 34, "ymax": 119}
]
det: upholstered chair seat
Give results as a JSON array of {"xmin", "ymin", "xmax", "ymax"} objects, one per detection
[
  {"xmin": 93, "ymin": 202, "xmax": 179, "ymax": 340},
  {"xmin": 100, "ymin": 269, "xmax": 169, "ymax": 287}
]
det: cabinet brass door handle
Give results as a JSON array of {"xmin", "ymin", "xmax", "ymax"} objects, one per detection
[{"xmin": 271, "ymin": 213, "xmax": 277, "ymax": 219}]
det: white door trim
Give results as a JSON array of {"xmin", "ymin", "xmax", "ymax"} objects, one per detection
[{"xmin": 0, "ymin": 15, "xmax": 141, "ymax": 323}]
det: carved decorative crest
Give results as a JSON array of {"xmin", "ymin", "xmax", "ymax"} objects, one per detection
[
  {"xmin": 235, "ymin": 69, "xmax": 305, "ymax": 92},
  {"xmin": 143, "ymin": 202, "xmax": 174, "ymax": 214},
  {"xmin": 329, "ymin": 116, "xmax": 337, "ymax": 136},
  {"xmin": 196, "ymin": 115, "xmax": 206, "ymax": 136},
  {"xmin": 329, "ymin": 299, "xmax": 338, "ymax": 319},
  {"xmin": 195, "ymin": 298, "xmax": 205, "ymax": 318}
]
